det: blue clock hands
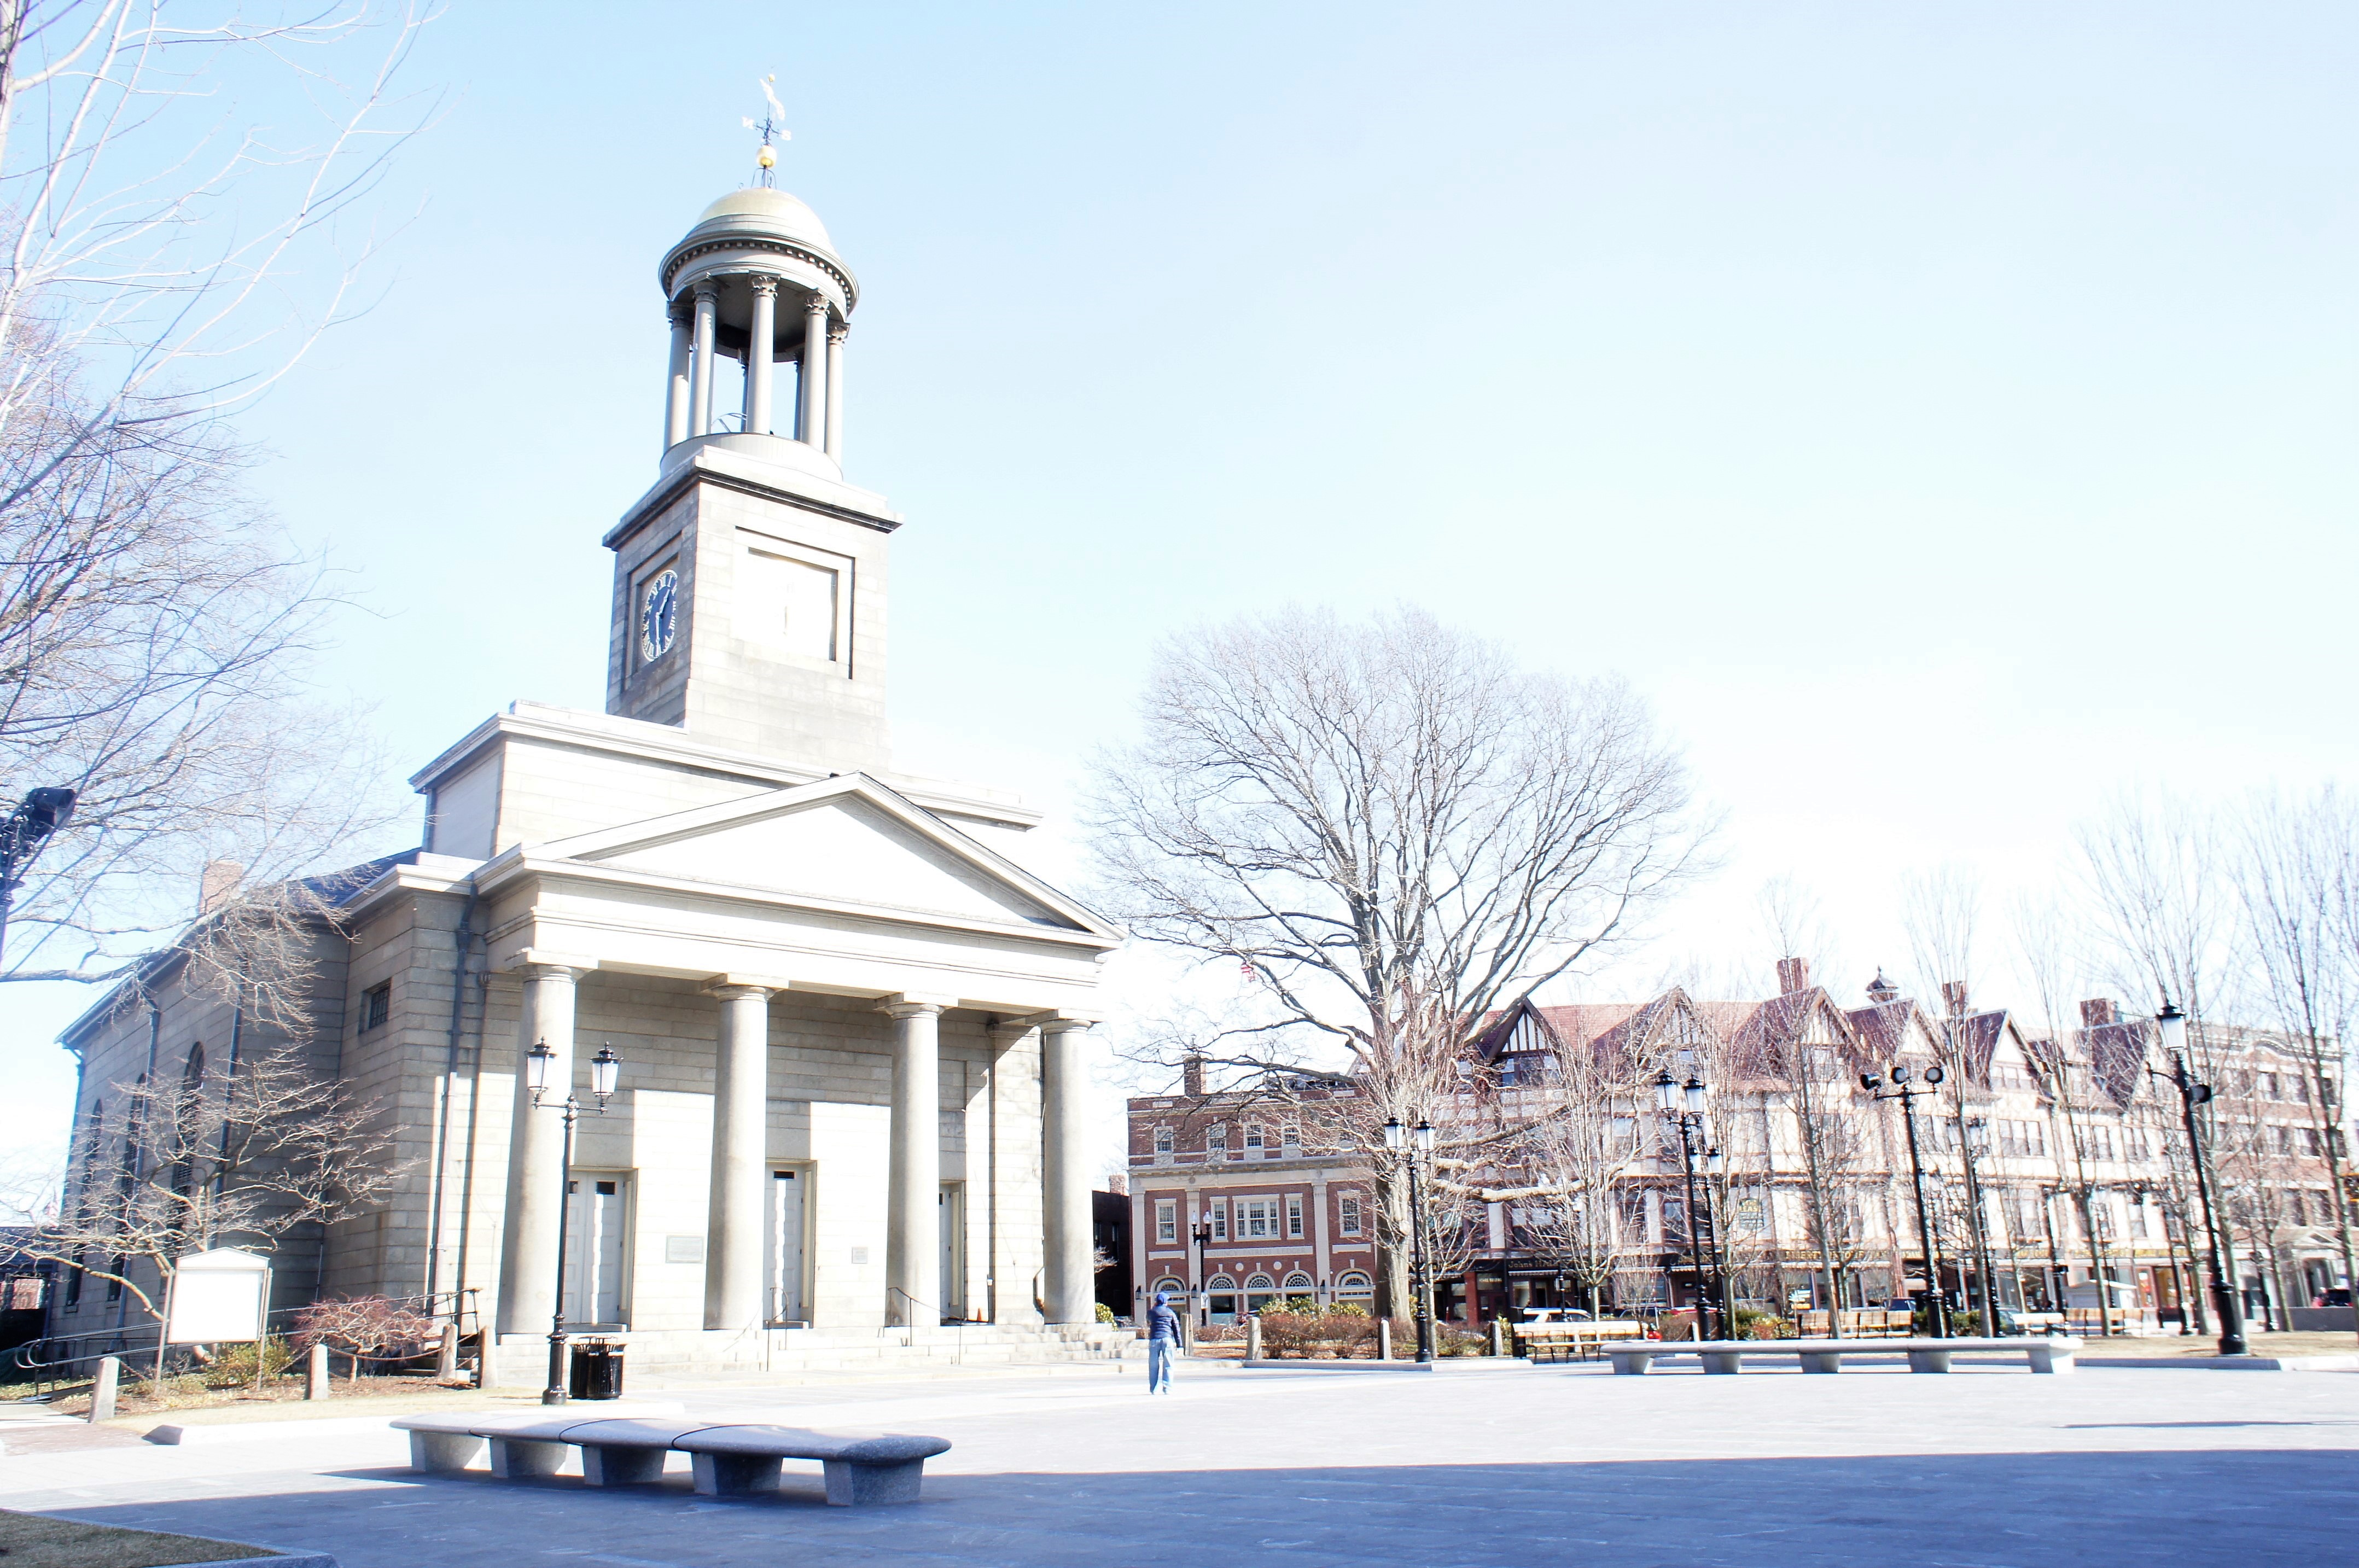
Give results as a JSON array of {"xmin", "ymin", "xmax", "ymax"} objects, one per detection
[{"xmin": 639, "ymin": 568, "xmax": 679, "ymax": 661}]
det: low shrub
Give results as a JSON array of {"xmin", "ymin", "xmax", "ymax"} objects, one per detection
[
  {"xmin": 1094, "ymin": 1302, "xmax": 1116, "ymax": 1325},
  {"xmin": 200, "ymin": 1337, "xmax": 294, "ymax": 1388},
  {"xmin": 1256, "ymin": 1309, "xmax": 1381, "ymax": 1358}
]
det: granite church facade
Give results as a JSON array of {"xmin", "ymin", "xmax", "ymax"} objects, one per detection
[{"xmin": 54, "ymin": 179, "xmax": 1126, "ymax": 1373}]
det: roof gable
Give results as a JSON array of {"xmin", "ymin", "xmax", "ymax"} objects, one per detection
[{"xmin": 535, "ymin": 774, "xmax": 1114, "ymax": 936}]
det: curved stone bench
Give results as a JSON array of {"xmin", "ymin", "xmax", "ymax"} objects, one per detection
[
  {"xmin": 1603, "ymin": 1335, "xmax": 2081, "ymax": 1377},
  {"xmin": 674, "ymin": 1425, "xmax": 953, "ymax": 1506},
  {"xmin": 389, "ymin": 1414, "xmax": 952, "ymax": 1505}
]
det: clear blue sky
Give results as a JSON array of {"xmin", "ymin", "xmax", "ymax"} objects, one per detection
[{"xmin": 7, "ymin": 2, "xmax": 2353, "ymax": 1168}]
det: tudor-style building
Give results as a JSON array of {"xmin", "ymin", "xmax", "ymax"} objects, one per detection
[
  {"xmin": 54, "ymin": 175, "xmax": 1127, "ymax": 1373},
  {"xmin": 1128, "ymin": 963, "xmax": 2353, "ymax": 1330}
]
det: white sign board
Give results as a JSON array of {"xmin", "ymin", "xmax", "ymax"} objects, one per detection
[{"xmin": 165, "ymin": 1248, "xmax": 272, "ymax": 1344}]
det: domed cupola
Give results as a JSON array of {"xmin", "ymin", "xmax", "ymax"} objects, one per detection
[{"xmin": 656, "ymin": 180, "xmax": 859, "ymax": 481}]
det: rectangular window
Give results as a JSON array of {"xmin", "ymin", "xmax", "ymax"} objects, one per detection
[
  {"xmin": 1210, "ymin": 1199, "xmax": 1227, "ymax": 1241},
  {"xmin": 1155, "ymin": 1200, "xmax": 1176, "ymax": 1244},
  {"xmin": 1280, "ymin": 1123, "xmax": 1300, "ymax": 1154},
  {"xmin": 1339, "ymin": 1194, "xmax": 1362, "ymax": 1236},
  {"xmin": 1285, "ymin": 1194, "xmax": 1303, "ymax": 1238},
  {"xmin": 1152, "ymin": 1126, "xmax": 1173, "ymax": 1158},
  {"xmin": 1239, "ymin": 1199, "xmax": 1276, "ymax": 1239},
  {"xmin": 1207, "ymin": 1125, "xmax": 1227, "ymax": 1156},
  {"xmin": 360, "ymin": 982, "xmax": 390, "ymax": 1033},
  {"xmin": 1244, "ymin": 1125, "xmax": 1265, "ymax": 1156}
]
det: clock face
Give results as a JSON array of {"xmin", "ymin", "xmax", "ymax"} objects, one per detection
[{"xmin": 639, "ymin": 568, "xmax": 679, "ymax": 662}]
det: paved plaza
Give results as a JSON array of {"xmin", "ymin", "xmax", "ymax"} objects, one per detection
[{"xmin": 3, "ymin": 1357, "xmax": 2355, "ymax": 1566}]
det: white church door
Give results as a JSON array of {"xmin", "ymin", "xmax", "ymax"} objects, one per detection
[
  {"xmin": 562, "ymin": 1175, "xmax": 630, "ymax": 1327},
  {"xmin": 766, "ymin": 1169, "xmax": 808, "ymax": 1326},
  {"xmin": 939, "ymin": 1183, "xmax": 964, "ymax": 1321}
]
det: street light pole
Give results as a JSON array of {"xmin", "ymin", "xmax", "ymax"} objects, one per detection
[
  {"xmin": 1862, "ymin": 1064, "xmax": 1949, "ymax": 1338},
  {"xmin": 1960, "ymin": 1116, "xmax": 2001, "ymax": 1331},
  {"xmin": 2155, "ymin": 1002, "xmax": 2246, "ymax": 1356},
  {"xmin": 1655, "ymin": 1071, "xmax": 1721, "ymax": 1340},
  {"xmin": 1383, "ymin": 1117, "xmax": 1437, "ymax": 1363},
  {"xmin": 526, "ymin": 1040, "xmax": 621, "ymax": 1405},
  {"xmin": 1190, "ymin": 1219, "xmax": 1213, "ymax": 1337},
  {"xmin": 0, "ymin": 786, "xmax": 78, "ymax": 968}
]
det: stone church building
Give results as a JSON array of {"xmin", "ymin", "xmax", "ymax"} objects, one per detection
[{"xmin": 54, "ymin": 179, "xmax": 1126, "ymax": 1373}]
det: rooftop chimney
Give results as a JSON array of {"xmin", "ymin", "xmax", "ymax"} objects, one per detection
[
  {"xmin": 1866, "ymin": 969, "xmax": 1900, "ymax": 1005},
  {"xmin": 2078, "ymin": 998, "xmax": 2118, "ymax": 1028},
  {"xmin": 1776, "ymin": 957, "xmax": 1810, "ymax": 995},
  {"xmin": 199, "ymin": 860, "xmax": 244, "ymax": 915},
  {"xmin": 1182, "ymin": 1055, "xmax": 1205, "ymax": 1098},
  {"xmin": 1941, "ymin": 981, "xmax": 1969, "ymax": 1017}
]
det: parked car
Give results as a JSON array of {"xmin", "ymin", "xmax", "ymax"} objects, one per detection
[{"xmin": 1518, "ymin": 1307, "xmax": 1593, "ymax": 1324}]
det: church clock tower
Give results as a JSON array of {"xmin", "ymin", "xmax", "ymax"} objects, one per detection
[{"xmin": 603, "ymin": 182, "xmax": 895, "ymax": 774}]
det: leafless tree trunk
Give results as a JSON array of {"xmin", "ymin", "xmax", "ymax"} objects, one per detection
[
  {"xmin": 0, "ymin": 2, "xmax": 435, "ymax": 990},
  {"xmin": 2236, "ymin": 785, "xmax": 2357, "ymax": 1334}
]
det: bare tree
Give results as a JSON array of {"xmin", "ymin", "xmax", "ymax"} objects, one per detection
[
  {"xmin": 2234, "ymin": 785, "xmax": 2357, "ymax": 1331},
  {"xmin": 1491, "ymin": 1028, "xmax": 1651, "ymax": 1316},
  {"xmin": 1088, "ymin": 605, "xmax": 1707, "ymax": 1311},
  {"xmin": 0, "ymin": 1, "xmax": 436, "ymax": 988},
  {"xmin": 14, "ymin": 1036, "xmax": 403, "ymax": 1381}
]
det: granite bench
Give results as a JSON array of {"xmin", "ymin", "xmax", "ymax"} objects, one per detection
[
  {"xmin": 1602, "ymin": 1336, "xmax": 2081, "ymax": 1376},
  {"xmin": 389, "ymin": 1414, "xmax": 952, "ymax": 1505}
]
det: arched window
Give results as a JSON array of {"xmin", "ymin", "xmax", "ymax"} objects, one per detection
[
  {"xmin": 183, "ymin": 1045, "xmax": 206, "ymax": 1090},
  {"xmin": 1150, "ymin": 1276, "xmax": 1186, "ymax": 1298},
  {"xmin": 1336, "ymin": 1270, "xmax": 1374, "ymax": 1299},
  {"xmin": 1243, "ymin": 1272, "xmax": 1279, "ymax": 1314},
  {"xmin": 1205, "ymin": 1274, "xmax": 1238, "ymax": 1323},
  {"xmin": 1282, "ymin": 1271, "xmax": 1313, "ymax": 1290}
]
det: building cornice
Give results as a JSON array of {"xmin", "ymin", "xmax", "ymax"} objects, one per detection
[{"xmin": 604, "ymin": 444, "xmax": 900, "ymax": 553}]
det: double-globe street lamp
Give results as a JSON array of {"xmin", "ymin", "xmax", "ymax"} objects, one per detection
[
  {"xmin": 524, "ymin": 1038, "xmax": 623, "ymax": 1404},
  {"xmin": 1653, "ymin": 1071, "xmax": 1727, "ymax": 1340},
  {"xmin": 1381, "ymin": 1116, "xmax": 1437, "ymax": 1363},
  {"xmin": 1861, "ymin": 1062, "xmax": 1950, "ymax": 1338},
  {"xmin": 0, "ymin": 786, "xmax": 77, "ymax": 966},
  {"xmin": 2150, "ymin": 1001, "xmax": 2247, "ymax": 1357}
]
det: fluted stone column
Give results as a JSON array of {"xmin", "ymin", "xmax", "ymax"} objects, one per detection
[
  {"xmin": 824, "ymin": 322, "xmax": 847, "ymax": 462},
  {"xmin": 704, "ymin": 983, "xmax": 773, "ymax": 1331},
  {"xmin": 689, "ymin": 283, "xmax": 719, "ymax": 436},
  {"xmin": 664, "ymin": 302, "xmax": 692, "ymax": 447},
  {"xmin": 881, "ymin": 997, "xmax": 945, "ymax": 1327},
  {"xmin": 745, "ymin": 277, "xmax": 778, "ymax": 437},
  {"xmin": 1039, "ymin": 1017, "xmax": 1096, "ymax": 1324},
  {"xmin": 797, "ymin": 293, "xmax": 829, "ymax": 447},
  {"xmin": 498, "ymin": 963, "xmax": 586, "ymax": 1336}
]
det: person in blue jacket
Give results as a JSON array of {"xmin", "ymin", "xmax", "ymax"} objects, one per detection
[{"xmin": 1146, "ymin": 1291, "xmax": 1183, "ymax": 1394}]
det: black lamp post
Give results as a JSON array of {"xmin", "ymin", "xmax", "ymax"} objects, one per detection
[
  {"xmin": 526, "ymin": 1039, "xmax": 621, "ymax": 1404},
  {"xmin": 1383, "ymin": 1116, "xmax": 1437, "ymax": 1363},
  {"xmin": 0, "ymin": 786, "xmax": 77, "ymax": 967},
  {"xmin": 1960, "ymin": 1116, "xmax": 2001, "ymax": 1332},
  {"xmin": 1190, "ymin": 1219, "xmax": 1214, "ymax": 1329},
  {"xmin": 1654, "ymin": 1070, "xmax": 1721, "ymax": 1340},
  {"xmin": 2153, "ymin": 1001, "xmax": 2246, "ymax": 1356},
  {"xmin": 1862, "ymin": 1063, "xmax": 1949, "ymax": 1338}
]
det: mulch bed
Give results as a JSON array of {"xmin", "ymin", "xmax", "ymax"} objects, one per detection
[{"xmin": 0, "ymin": 1508, "xmax": 274, "ymax": 1566}]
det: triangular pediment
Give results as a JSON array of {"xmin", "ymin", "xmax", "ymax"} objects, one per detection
[{"xmin": 533, "ymin": 775, "xmax": 1112, "ymax": 935}]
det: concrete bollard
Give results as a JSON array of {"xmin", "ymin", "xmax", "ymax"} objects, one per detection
[
  {"xmin": 306, "ymin": 1342, "xmax": 331, "ymax": 1401},
  {"xmin": 1378, "ymin": 1319, "xmax": 1392, "ymax": 1360},
  {"xmin": 1491, "ymin": 1319, "xmax": 1507, "ymax": 1357},
  {"xmin": 87, "ymin": 1355, "xmax": 119, "ymax": 1423},
  {"xmin": 1247, "ymin": 1314, "xmax": 1262, "ymax": 1362},
  {"xmin": 436, "ymin": 1322, "xmax": 459, "ymax": 1382}
]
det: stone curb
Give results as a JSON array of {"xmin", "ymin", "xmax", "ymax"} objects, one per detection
[{"xmin": 2082, "ymin": 1355, "xmax": 2359, "ymax": 1372}]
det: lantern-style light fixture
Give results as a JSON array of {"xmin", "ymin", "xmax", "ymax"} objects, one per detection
[
  {"xmin": 1382, "ymin": 1116, "xmax": 1405, "ymax": 1152},
  {"xmin": 1654, "ymin": 1069, "xmax": 1677, "ymax": 1112},
  {"xmin": 590, "ymin": 1045, "xmax": 622, "ymax": 1102},
  {"xmin": 1683, "ymin": 1076, "xmax": 1707, "ymax": 1114},
  {"xmin": 525, "ymin": 1039, "xmax": 556, "ymax": 1098},
  {"xmin": 1859, "ymin": 1071, "xmax": 1883, "ymax": 1091},
  {"xmin": 1891, "ymin": 1063, "xmax": 1912, "ymax": 1085},
  {"xmin": 2156, "ymin": 1000, "xmax": 2188, "ymax": 1057},
  {"xmin": 1925, "ymin": 1064, "xmax": 1946, "ymax": 1086},
  {"xmin": 1413, "ymin": 1120, "xmax": 1435, "ymax": 1154}
]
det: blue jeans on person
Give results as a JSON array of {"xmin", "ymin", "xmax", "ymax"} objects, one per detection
[{"xmin": 1148, "ymin": 1337, "xmax": 1175, "ymax": 1393}]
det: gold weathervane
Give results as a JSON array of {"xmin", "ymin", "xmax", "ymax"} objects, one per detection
[{"xmin": 743, "ymin": 75, "xmax": 789, "ymax": 187}]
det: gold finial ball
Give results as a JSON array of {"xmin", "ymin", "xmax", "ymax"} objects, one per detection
[{"xmin": 757, "ymin": 144, "xmax": 777, "ymax": 170}]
